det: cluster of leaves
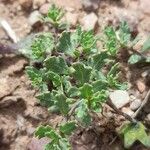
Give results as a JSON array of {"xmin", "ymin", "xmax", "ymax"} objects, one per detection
[{"xmin": 25, "ymin": 5, "xmax": 150, "ymax": 150}]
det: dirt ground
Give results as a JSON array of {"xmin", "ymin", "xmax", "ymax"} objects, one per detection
[{"xmin": 0, "ymin": 0, "xmax": 150, "ymax": 150}]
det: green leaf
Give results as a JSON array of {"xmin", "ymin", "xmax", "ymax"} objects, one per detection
[
  {"xmin": 36, "ymin": 92, "xmax": 54, "ymax": 107},
  {"xmin": 44, "ymin": 56, "xmax": 68, "ymax": 75},
  {"xmin": 59, "ymin": 121, "xmax": 76, "ymax": 135},
  {"xmin": 55, "ymin": 94, "xmax": 69, "ymax": 116},
  {"xmin": 142, "ymin": 37, "xmax": 150, "ymax": 51},
  {"xmin": 45, "ymin": 4, "xmax": 64, "ymax": 24},
  {"xmin": 26, "ymin": 66, "xmax": 47, "ymax": 91},
  {"xmin": 79, "ymin": 83, "xmax": 93, "ymax": 99},
  {"xmin": 45, "ymin": 71, "xmax": 61, "ymax": 87},
  {"xmin": 128, "ymin": 54, "xmax": 142, "ymax": 64},
  {"xmin": 72, "ymin": 62, "xmax": 92, "ymax": 85},
  {"xmin": 59, "ymin": 138, "xmax": 71, "ymax": 150},
  {"xmin": 67, "ymin": 86, "xmax": 80, "ymax": 98},
  {"xmin": 89, "ymin": 52, "xmax": 108, "ymax": 70},
  {"xmin": 75, "ymin": 100, "xmax": 91, "ymax": 126},
  {"xmin": 31, "ymin": 33, "xmax": 54, "ymax": 60},
  {"xmin": 57, "ymin": 31, "xmax": 79, "ymax": 56},
  {"xmin": 119, "ymin": 122, "xmax": 150, "ymax": 149},
  {"xmin": 92, "ymin": 80, "xmax": 108, "ymax": 92}
]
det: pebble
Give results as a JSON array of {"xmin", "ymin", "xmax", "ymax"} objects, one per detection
[
  {"xmin": 122, "ymin": 107, "xmax": 134, "ymax": 116},
  {"xmin": 65, "ymin": 12, "xmax": 78, "ymax": 26},
  {"xmin": 28, "ymin": 11, "xmax": 42, "ymax": 26},
  {"xmin": 130, "ymin": 99, "xmax": 142, "ymax": 111},
  {"xmin": 136, "ymin": 80, "xmax": 146, "ymax": 93},
  {"xmin": 109, "ymin": 90, "xmax": 130, "ymax": 109},
  {"xmin": 80, "ymin": 12, "xmax": 98, "ymax": 30},
  {"xmin": 39, "ymin": 3, "xmax": 51, "ymax": 15}
]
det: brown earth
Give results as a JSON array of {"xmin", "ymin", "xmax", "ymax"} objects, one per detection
[{"xmin": 0, "ymin": 0, "xmax": 150, "ymax": 150}]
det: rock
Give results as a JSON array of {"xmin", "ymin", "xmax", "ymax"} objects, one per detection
[
  {"xmin": 33, "ymin": 0, "xmax": 46, "ymax": 9},
  {"xmin": 28, "ymin": 137, "xmax": 50, "ymax": 150},
  {"xmin": 140, "ymin": 0, "xmax": 150, "ymax": 15},
  {"xmin": 136, "ymin": 80, "xmax": 146, "ymax": 93},
  {"xmin": 122, "ymin": 107, "xmax": 134, "ymax": 116},
  {"xmin": 39, "ymin": 3, "xmax": 51, "ymax": 15},
  {"xmin": 65, "ymin": 12, "xmax": 78, "ymax": 26},
  {"xmin": 19, "ymin": 0, "xmax": 32, "ymax": 10},
  {"xmin": 130, "ymin": 99, "xmax": 142, "ymax": 111},
  {"xmin": 130, "ymin": 95, "xmax": 136, "ymax": 101},
  {"xmin": 26, "ymin": 127, "xmax": 36, "ymax": 136},
  {"xmin": 109, "ymin": 90, "xmax": 130, "ymax": 109},
  {"xmin": 28, "ymin": 11, "xmax": 42, "ymax": 26},
  {"xmin": 82, "ymin": 0, "xmax": 100, "ymax": 11},
  {"xmin": 80, "ymin": 12, "xmax": 98, "ymax": 30}
]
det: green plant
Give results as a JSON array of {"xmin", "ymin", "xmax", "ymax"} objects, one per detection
[{"xmin": 25, "ymin": 5, "xmax": 150, "ymax": 150}]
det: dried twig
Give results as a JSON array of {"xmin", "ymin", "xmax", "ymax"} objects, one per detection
[
  {"xmin": 132, "ymin": 89, "xmax": 150, "ymax": 118},
  {"xmin": 107, "ymin": 100, "xmax": 137, "ymax": 123}
]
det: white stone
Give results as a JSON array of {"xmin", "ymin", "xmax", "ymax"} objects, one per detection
[
  {"xmin": 28, "ymin": 11, "xmax": 42, "ymax": 26},
  {"xmin": 122, "ymin": 107, "xmax": 134, "ymax": 116},
  {"xmin": 130, "ymin": 99, "xmax": 142, "ymax": 111},
  {"xmin": 39, "ymin": 3, "xmax": 51, "ymax": 15},
  {"xmin": 80, "ymin": 12, "xmax": 98, "ymax": 30},
  {"xmin": 33, "ymin": 0, "xmax": 46, "ymax": 9},
  {"xmin": 65, "ymin": 12, "xmax": 78, "ymax": 26},
  {"xmin": 109, "ymin": 90, "xmax": 130, "ymax": 109}
]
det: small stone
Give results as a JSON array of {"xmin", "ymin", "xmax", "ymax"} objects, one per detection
[
  {"xmin": 130, "ymin": 99, "xmax": 142, "ymax": 111},
  {"xmin": 65, "ymin": 12, "xmax": 78, "ymax": 26},
  {"xmin": 130, "ymin": 95, "xmax": 136, "ymax": 101},
  {"xmin": 39, "ymin": 3, "xmax": 51, "ymax": 15},
  {"xmin": 33, "ymin": 0, "xmax": 46, "ymax": 9},
  {"xmin": 136, "ymin": 80, "xmax": 146, "ymax": 93},
  {"xmin": 109, "ymin": 90, "xmax": 130, "ymax": 109},
  {"xmin": 26, "ymin": 127, "xmax": 36, "ymax": 136},
  {"xmin": 80, "ymin": 12, "xmax": 98, "ymax": 30},
  {"xmin": 28, "ymin": 11, "xmax": 42, "ymax": 26},
  {"xmin": 122, "ymin": 107, "xmax": 134, "ymax": 116}
]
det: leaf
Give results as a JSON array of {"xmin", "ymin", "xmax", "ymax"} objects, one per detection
[
  {"xmin": 44, "ymin": 56, "xmax": 68, "ymax": 75},
  {"xmin": 45, "ymin": 71, "xmax": 61, "ymax": 87},
  {"xmin": 90, "ymin": 52, "xmax": 108, "ymax": 70},
  {"xmin": 75, "ymin": 100, "xmax": 91, "ymax": 126},
  {"xmin": 57, "ymin": 31, "xmax": 79, "ymax": 56},
  {"xmin": 45, "ymin": 4, "xmax": 64, "ymax": 24},
  {"xmin": 142, "ymin": 37, "xmax": 150, "ymax": 51},
  {"xmin": 67, "ymin": 86, "xmax": 80, "ymax": 98},
  {"xmin": 79, "ymin": 83, "xmax": 93, "ymax": 99},
  {"xmin": 128, "ymin": 54, "xmax": 142, "ymax": 64},
  {"xmin": 92, "ymin": 80, "xmax": 108, "ymax": 92},
  {"xmin": 31, "ymin": 33, "xmax": 54, "ymax": 60},
  {"xmin": 59, "ymin": 121, "xmax": 76, "ymax": 135},
  {"xmin": 72, "ymin": 62, "xmax": 92, "ymax": 85},
  {"xmin": 55, "ymin": 93, "xmax": 69, "ymax": 116},
  {"xmin": 119, "ymin": 122, "xmax": 150, "ymax": 149},
  {"xmin": 26, "ymin": 66, "xmax": 47, "ymax": 91},
  {"xmin": 36, "ymin": 92, "xmax": 54, "ymax": 107},
  {"xmin": 59, "ymin": 138, "xmax": 71, "ymax": 150}
]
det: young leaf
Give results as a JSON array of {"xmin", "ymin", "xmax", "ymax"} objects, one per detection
[
  {"xmin": 142, "ymin": 37, "xmax": 150, "ymax": 51},
  {"xmin": 72, "ymin": 62, "xmax": 92, "ymax": 85},
  {"xmin": 31, "ymin": 33, "xmax": 54, "ymax": 60},
  {"xmin": 57, "ymin": 31, "xmax": 79, "ymax": 56},
  {"xmin": 89, "ymin": 52, "xmax": 108, "ymax": 70},
  {"xmin": 26, "ymin": 66, "xmax": 47, "ymax": 91},
  {"xmin": 119, "ymin": 122, "xmax": 150, "ymax": 149},
  {"xmin": 44, "ymin": 56, "xmax": 68, "ymax": 75},
  {"xmin": 79, "ymin": 83, "xmax": 93, "ymax": 99},
  {"xmin": 75, "ymin": 100, "xmax": 91, "ymax": 126},
  {"xmin": 59, "ymin": 121, "xmax": 76, "ymax": 135},
  {"xmin": 128, "ymin": 54, "xmax": 143, "ymax": 64},
  {"xmin": 92, "ymin": 80, "xmax": 108, "ymax": 92},
  {"xmin": 55, "ymin": 93, "xmax": 69, "ymax": 116}
]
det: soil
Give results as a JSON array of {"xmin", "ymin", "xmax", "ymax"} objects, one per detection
[{"xmin": 0, "ymin": 0, "xmax": 150, "ymax": 150}]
